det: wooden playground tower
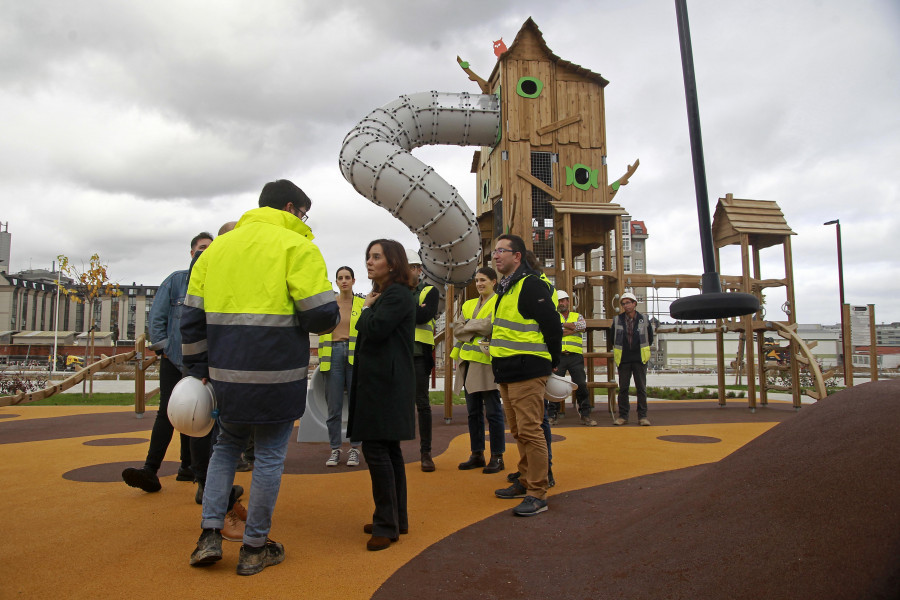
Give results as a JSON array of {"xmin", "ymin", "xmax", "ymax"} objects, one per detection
[{"xmin": 453, "ymin": 17, "xmax": 827, "ymax": 414}]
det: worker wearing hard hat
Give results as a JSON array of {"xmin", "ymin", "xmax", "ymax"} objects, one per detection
[
  {"xmin": 407, "ymin": 249, "xmax": 440, "ymax": 472},
  {"xmin": 610, "ymin": 292, "xmax": 654, "ymax": 426},
  {"xmin": 549, "ymin": 291, "xmax": 596, "ymax": 426}
]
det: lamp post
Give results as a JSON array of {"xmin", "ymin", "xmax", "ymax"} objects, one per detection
[{"xmin": 823, "ymin": 219, "xmax": 849, "ymax": 383}]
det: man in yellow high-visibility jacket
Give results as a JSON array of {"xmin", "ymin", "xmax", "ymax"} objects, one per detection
[
  {"xmin": 407, "ymin": 249, "xmax": 440, "ymax": 472},
  {"xmin": 549, "ymin": 291, "xmax": 597, "ymax": 426},
  {"xmin": 490, "ymin": 234, "xmax": 561, "ymax": 518},
  {"xmin": 183, "ymin": 179, "xmax": 339, "ymax": 575}
]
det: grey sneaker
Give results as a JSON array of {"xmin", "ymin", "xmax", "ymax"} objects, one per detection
[
  {"xmin": 494, "ymin": 481, "xmax": 527, "ymax": 499},
  {"xmin": 614, "ymin": 417, "xmax": 627, "ymax": 426},
  {"xmin": 236, "ymin": 539, "xmax": 285, "ymax": 576},
  {"xmin": 326, "ymin": 449, "xmax": 341, "ymax": 467},
  {"xmin": 639, "ymin": 417, "xmax": 651, "ymax": 426},
  {"xmin": 513, "ymin": 495, "xmax": 548, "ymax": 517},
  {"xmin": 580, "ymin": 415, "xmax": 598, "ymax": 427},
  {"xmin": 347, "ymin": 448, "xmax": 360, "ymax": 467},
  {"xmin": 548, "ymin": 416, "xmax": 558, "ymax": 426},
  {"xmin": 189, "ymin": 529, "xmax": 223, "ymax": 566}
]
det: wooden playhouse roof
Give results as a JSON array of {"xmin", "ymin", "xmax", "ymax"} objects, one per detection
[
  {"xmin": 489, "ymin": 17, "xmax": 609, "ymax": 87},
  {"xmin": 712, "ymin": 194, "xmax": 795, "ymax": 249}
]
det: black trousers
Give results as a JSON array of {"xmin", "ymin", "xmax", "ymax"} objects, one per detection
[
  {"xmin": 144, "ymin": 357, "xmax": 191, "ymax": 472},
  {"xmin": 362, "ymin": 440, "xmax": 408, "ymax": 538},
  {"xmin": 617, "ymin": 361, "xmax": 648, "ymax": 419},
  {"xmin": 413, "ymin": 354, "xmax": 432, "ymax": 454},
  {"xmin": 549, "ymin": 352, "xmax": 591, "ymax": 418}
]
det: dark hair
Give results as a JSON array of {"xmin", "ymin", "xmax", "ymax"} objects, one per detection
[
  {"xmin": 366, "ymin": 239, "xmax": 415, "ymax": 292},
  {"xmin": 258, "ymin": 179, "xmax": 312, "ymax": 211},
  {"xmin": 524, "ymin": 250, "xmax": 542, "ymax": 272},
  {"xmin": 476, "ymin": 266, "xmax": 497, "ymax": 282},
  {"xmin": 497, "ymin": 234, "xmax": 527, "ymax": 259},
  {"xmin": 335, "ymin": 266, "xmax": 354, "ymax": 279},
  {"xmin": 190, "ymin": 232, "xmax": 213, "ymax": 250}
]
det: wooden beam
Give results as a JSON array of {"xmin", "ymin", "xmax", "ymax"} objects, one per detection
[
  {"xmin": 515, "ymin": 169, "xmax": 562, "ymax": 200},
  {"xmin": 536, "ymin": 114, "xmax": 582, "ymax": 136}
]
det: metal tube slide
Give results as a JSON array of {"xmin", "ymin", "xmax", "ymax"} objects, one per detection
[{"xmin": 339, "ymin": 91, "xmax": 500, "ymax": 287}]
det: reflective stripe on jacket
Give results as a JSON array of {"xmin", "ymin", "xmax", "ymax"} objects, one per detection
[
  {"xmin": 490, "ymin": 275, "xmax": 550, "ymax": 361},
  {"xmin": 414, "ymin": 285, "xmax": 435, "ymax": 346},
  {"xmin": 612, "ymin": 312, "xmax": 651, "ymax": 366},
  {"xmin": 560, "ymin": 311, "xmax": 584, "ymax": 354},
  {"xmin": 319, "ymin": 295, "xmax": 365, "ymax": 371},
  {"xmin": 180, "ymin": 206, "xmax": 339, "ymax": 424},
  {"xmin": 450, "ymin": 295, "xmax": 497, "ymax": 365}
]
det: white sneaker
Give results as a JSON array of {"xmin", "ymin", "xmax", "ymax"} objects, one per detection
[
  {"xmin": 326, "ymin": 449, "xmax": 341, "ymax": 467},
  {"xmin": 346, "ymin": 448, "xmax": 360, "ymax": 467}
]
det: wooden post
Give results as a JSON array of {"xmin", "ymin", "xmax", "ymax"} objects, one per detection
[
  {"xmin": 443, "ymin": 285, "xmax": 455, "ymax": 422},
  {"xmin": 842, "ymin": 303, "xmax": 853, "ymax": 386},
  {"xmin": 741, "ymin": 235, "xmax": 756, "ymax": 410},
  {"xmin": 784, "ymin": 236, "xmax": 802, "ymax": 409},
  {"xmin": 134, "ymin": 334, "xmax": 145, "ymax": 416},
  {"xmin": 752, "ymin": 245, "xmax": 768, "ymax": 406},
  {"xmin": 868, "ymin": 304, "xmax": 878, "ymax": 381},
  {"xmin": 714, "ymin": 246, "xmax": 726, "ymax": 406}
]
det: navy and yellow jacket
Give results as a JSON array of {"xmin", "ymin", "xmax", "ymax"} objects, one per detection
[{"xmin": 180, "ymin": 207, "xmax": 339, "ymax": 424}]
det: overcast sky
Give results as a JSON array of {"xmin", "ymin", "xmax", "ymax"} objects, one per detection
[{"xmin": 2, "ymin": 0, "xmax": 898, "ymax": 325}]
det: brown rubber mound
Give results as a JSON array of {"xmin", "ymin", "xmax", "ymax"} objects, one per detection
[{"xmin": 375, "ymin": 380, "xmax": 900, "ymax": 600}]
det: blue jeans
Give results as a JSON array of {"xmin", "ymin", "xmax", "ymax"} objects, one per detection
[
  {"xmin": 465, "ymin": 388, "xmax": 506, "ymax": 455},
  {"xmin": 201, "ymin": 420, "xmax": 293, "ymax": 548},
  {"xmin": 325, "ymin": 341, "xmax": 359, "ymax": 450}
]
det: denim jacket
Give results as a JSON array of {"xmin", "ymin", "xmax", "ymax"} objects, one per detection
[{"xmin": 148, "ymin": 268, "xmax": 189, "ymax": 371}]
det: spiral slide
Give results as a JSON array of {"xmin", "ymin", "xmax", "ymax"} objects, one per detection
[{"xmin": 339, "ymin": 91, "xmax": 501, "ymax": 287}]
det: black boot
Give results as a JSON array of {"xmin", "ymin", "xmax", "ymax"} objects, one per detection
[
  {"xmin": 457, "ymin": 451, "xmax": 486, "ymax": 470},
  {"xmin": 482, "ymin": 454, "xmax": 505, "ymax": 474}
]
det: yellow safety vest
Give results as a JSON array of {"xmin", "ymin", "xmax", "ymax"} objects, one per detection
[
  {"xmin": 450, "ymin": 295, "xmax": 497, "ymax": 365},
  {"xmin": 490, "ymin": 275, "xmax": 550, "ymax": 361},
  {"xmin": 560, "ymin": 311, "xmax": 584, "ymax": 354},
  {"xmin": 539, "ymin": 273, "xmax": 559, "ymax": 309},
  {"xmin": 414, "ymin": 285, "xmax": 435, "ymax": 346},
  {"xmin": 318, "ymin": 294, "xmax": 365, "ymax": 371}
]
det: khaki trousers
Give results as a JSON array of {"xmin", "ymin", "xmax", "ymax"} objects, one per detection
[{"xmin": 499, "ymin": 376, "xmax": 549, "ymax": 500}]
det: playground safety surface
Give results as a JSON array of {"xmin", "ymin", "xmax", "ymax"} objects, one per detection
[{"xmin": 2, "ymin": 382, "xmax": 898, "ymax": 599}]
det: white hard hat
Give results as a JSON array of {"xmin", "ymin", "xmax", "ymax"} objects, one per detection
[
  {"xmin": 557, "ymin": 290, "xmax": 569, "ymax": 300},
  {"xmin": 621, "ymin": 292, "xmax": 638, "ymax": 303},
  {"xmin": 167, "ymin": 376, "xmax": 216, "ymax": 437},
  {"xmin": 405, "ymin": 249, "xmax": 422, "ymax": 266},
  {"xmin": 545, "ymin": 374, "xmax": 577, "ymax": 401}
]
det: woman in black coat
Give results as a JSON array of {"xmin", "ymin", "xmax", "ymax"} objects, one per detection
[{"xmin": 347, "ymin": 239, "xmax": 416, "ymax": 551}]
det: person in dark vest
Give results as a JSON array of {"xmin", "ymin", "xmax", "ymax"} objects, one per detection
[{"xmin": 610, "ymin": 292, "xmax": 654, "ymax": 426}]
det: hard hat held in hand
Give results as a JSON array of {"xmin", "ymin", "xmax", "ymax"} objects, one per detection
[
  {"xmin": 167, "ymin": 376, "xmax": 217, "ymax": 437},
  {"xmin": 545, "ymin": 373, "xmax": 577, "ymax": 401}
]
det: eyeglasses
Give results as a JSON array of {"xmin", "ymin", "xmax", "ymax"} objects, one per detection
[
  {"xmin": 492, "ymin": 248, "xmax": 516, "ymax": 256},
  {"xmin": 289, "ymin": 204, "xmax": 309, "ymax": 222}
]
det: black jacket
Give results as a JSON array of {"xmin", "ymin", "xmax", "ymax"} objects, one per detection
[{"xmin": 347, "ymin": 282, "xmax": 417, "ymax": 441}]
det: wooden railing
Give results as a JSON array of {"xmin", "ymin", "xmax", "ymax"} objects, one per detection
[{"xmin": 0, "ymin": 334, "xmax": 160, "ymax": 415}]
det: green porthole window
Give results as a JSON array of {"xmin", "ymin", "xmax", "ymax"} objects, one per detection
[
  {"xmin": 516, "ymin": 76, "xmax": 543, "ymax": 98},
  {"xmin": 565, "ymin": 164, "xmax": 599, "ymax": 191},
  {"xmin": 481, "ymin": 180, "xmax": 490, "ymax": 204}
]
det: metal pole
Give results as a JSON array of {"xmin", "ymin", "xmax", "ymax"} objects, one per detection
[{"xmin": 674, "ymin": 0, "xmax": 720, "ymax": 293}]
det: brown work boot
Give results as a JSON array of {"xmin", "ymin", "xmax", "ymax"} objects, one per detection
[
  {"xmin": 222, "ymin": 501, "xmax": 247, "ymax": 542},
  {"xmin": 421, "ymin": 452, "xmax": 435, "ymax": 472}
]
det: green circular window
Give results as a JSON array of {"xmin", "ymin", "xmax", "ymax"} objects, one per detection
[{"xmin": 516, "ymin": 77, "xmax": 543, "ymax": 98}]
